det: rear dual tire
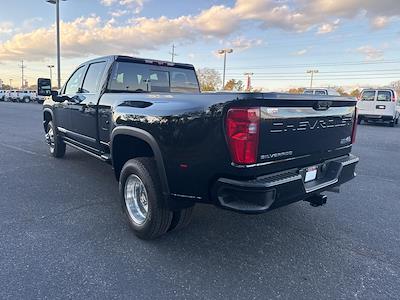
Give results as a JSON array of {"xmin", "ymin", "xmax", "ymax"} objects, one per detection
[{"xmin": 120, "ymin": 158, "xmax": 194, "ymax": 240}]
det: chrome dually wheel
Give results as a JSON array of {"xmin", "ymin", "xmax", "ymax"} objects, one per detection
[
  {"xmin": 45, "ymin": 125, "xmax": 55, "ymax": 153},
  {"xmin": 124, "ymin": 174, "xmax": 149, "ymax": 225}
]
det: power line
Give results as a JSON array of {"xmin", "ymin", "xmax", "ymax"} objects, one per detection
[{"xmin": 213, "ymin": 59, "xmax": 400, "ymax": 70}]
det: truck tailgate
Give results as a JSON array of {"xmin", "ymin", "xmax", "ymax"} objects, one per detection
[{"xmin": 258, "ymin": 104, "xmax": 356, "ymax": 165}]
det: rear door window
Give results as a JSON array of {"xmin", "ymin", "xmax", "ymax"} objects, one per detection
[
  {"xmin": 82, "ymin": 62, "xmax": 107, "ymax": 93},
  {"xmin": 361, "ymin": 91, "xmax": 375, "ymax": 101},
  {"xmin": 377, "ymin": 91, "xmax": 392, "ymax": 102},
  {"xmin": 304, "ymin": 90, "xmax": 314, "ymax": 94}
]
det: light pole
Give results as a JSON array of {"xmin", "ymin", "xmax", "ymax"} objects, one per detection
[
  {"xmin": 307, "ymin": 70, "xmax": 319, "ymax": 89},
  {"xmin": 218, "ymin": 48, "xmax": 233, "ymax": 90},
  {"xmin": 48, "ymin": 65, "xmax": 55, "ymax": 83},
  {"xmin": 9, "ymin": 79, "xmax": 13, "ymax": 90},
  {"xmin": 47, "ymin": 0, "xmax": 66, "ymax": 89}
]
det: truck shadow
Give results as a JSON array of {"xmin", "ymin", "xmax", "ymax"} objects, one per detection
[{"xmin": 63, "ymin": 149, "xmax": 336, "ymax": 254}]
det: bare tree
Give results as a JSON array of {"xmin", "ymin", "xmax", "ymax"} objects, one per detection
[
  {"xmin": 224, "ymin": 79, "xmax": 244, "ymax": 91},
  {"xmin": 391, "ymin": 80, "xmax": 400, "ymax": 95},
  {"xmin": 287, "ymin": 87, "xmax": 305, "ymax": 94},
  {"xmin": 196, "ymin": 68, "xmax": 222, "ymax": 91}
]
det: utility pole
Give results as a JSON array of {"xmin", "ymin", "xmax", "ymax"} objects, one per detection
[
  {"xmin": 48, "ymin": 65, "xmax": 55, "ymax": 82},
  {"xmin": 244, "ymin": 72, "xmax": 254, "ymax": 92},
  {"xmin": 9, "ymin": 79, "xmax": 13, "ymax": 90},
  {"xmin": 307, "ymin": 70, "xmax": 319, "ymax": 88},
  {"xmin": 169, "ymin": 44, "xmax": 178, "ymax": 62},
  {"xmin": 19, "ymin": 60, "xmax": 27, "ymax": 89},
  {"xmin": 47, "ymin": 0, "xmax": 66, "ymax": 89},
  {"xmin": 218, "ymin": 48, "xmax": 233, "ymax": 90}
]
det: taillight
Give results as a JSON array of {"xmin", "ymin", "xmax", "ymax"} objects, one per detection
[
  {"xmin": 226, "ymin": 108, "xmax": 260, "ymax": 164},
  {"xmin": 351, "ymin": 107, "xmax": 358, "ymax": 144}
]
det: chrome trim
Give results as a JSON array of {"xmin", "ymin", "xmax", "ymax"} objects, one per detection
[
  {"xmin": 63, "ymin": 140, "xmax": 107, "ymax": 162},
  {"xmin": 170, "ymin": 193, "xmax": 202, "ymax": 200},
  {"xmin": 231, "ymin": 154, "xmax": 311, "ymax": 168},
  {"xmin": 100, "ymin": 141, "xmax": 109, "ymax": 146},
  {"xmin": 262, "ymin": 106, "xmax": 354, "ymax": 119},
  {"xmin": 57, "ymin": 127, "xmax": 96, "ymax": 143},
  {"xmin": 57, "ymin": 126, "xmax": 67, "ymax": 133},
  {"xmin": 327, "ymin": 144, "xmax": 352, "ymax": 152}
]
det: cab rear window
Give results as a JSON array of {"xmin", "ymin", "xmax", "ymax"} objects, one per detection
[
  {"xmin": 377, "ymin": 91, "xmax": 392, "ymax": 102},
  {"xmin": 361, "ymin": 91, "xmax": 375, "ymax": 101},
  {"xmin": 315, "ymin": 90, "xmax": 327, "ymax": 95},
  {"xmin": 108, "ymin": 62, "xmax": 200, "ymax": 93}
]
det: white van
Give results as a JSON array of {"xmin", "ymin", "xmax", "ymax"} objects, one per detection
[
  {"xmin": 303, "ymin": 88, "xmax": 341, "ymax": 96},
  {"xmin": 0, "ymin": 90, "xmax": 7, "ymax": 101},
  {"xmin": 357, "ymin": 89, "xmax": 399, "ymax": 127}
]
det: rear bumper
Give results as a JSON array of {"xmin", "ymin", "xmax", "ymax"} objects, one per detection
[
  {"xmin": 359, "ymin": 114, "xmax": 394, "ymax": 121},
  {"xmin": 212, "ymin": 154, "xmax": 359, "ymax": 214}
]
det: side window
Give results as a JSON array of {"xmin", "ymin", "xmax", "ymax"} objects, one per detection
[
  {"xmin": 82, "ymin": 62, "xmax": 107, "ymax": 93},
  {"xmin": 361, "ymin": 91, "xmax": 375, "ymax": 101},
  {"xmin": 304, "ymin": 90, "xmax": 313, "ymax": 95},
  {"xmin": 149, "ymin": 70, "xmax": 169, "ymax": 92},
  {"xmin": 64, "ymin": 66, "xmax": 86, "ymax": 94}
]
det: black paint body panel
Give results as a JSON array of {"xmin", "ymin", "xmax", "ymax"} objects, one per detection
[{"xmin": 43, "ymin": 55, "xmax": 358, "ymax": 210}]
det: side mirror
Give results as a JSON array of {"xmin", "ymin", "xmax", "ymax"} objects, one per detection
[{"xmin": 37, "ymin": 78, "xmax": 52, "ymax": 96}]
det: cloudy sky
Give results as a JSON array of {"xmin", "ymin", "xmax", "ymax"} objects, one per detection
[{"xmin": 0, "ymin": 0, "xmax": 399, "ymax": 90}]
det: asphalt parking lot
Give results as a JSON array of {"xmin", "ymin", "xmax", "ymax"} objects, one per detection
[{"xmin": 0, "ymin": 101, "xmax": 399, "ymax": 299}]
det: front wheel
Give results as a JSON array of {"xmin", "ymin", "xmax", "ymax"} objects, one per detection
[
  {"xmin": 120, "ymin": 158, "xmax": 173, "ymax": 240},
  {"xmin": 45, "ymin": 121, "xmax": 66, "ymax": 158},
  {"xmin": 23, "ymin": 97, "xmax": 30, "ymax": 103}
]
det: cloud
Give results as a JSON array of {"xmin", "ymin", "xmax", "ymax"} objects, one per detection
[
  {"xmin": 0, "ymin": 22, "xmax": 14, "ymax": 35},
  {"xmin": 228, "ymin": 37, "xmax": 263, "ymax": 51},
  {"xmin": 101, "ymin": 0, "xmax": 116, "ymax": 6},
  {"xmin": 356, "ymin": 45, "xmax": 384, "ymax": 60},
  {"xmin": 293, "ymin": 49, "xmax": 308, "ymax": 56},
  {"xmin": 110, "ymin": 9, "xmax": 129, "ymax": 17},
  {"xmin": 317, "ymin": 19, "xmax": 340, "ymax": 34},
  {"xmin": 371, "ymin": 16, "xmax": 391, "ymax": 29},
  {"xmin": 2, "ymin": 0, "xmax": 400, "ymax": 62},
  {"xmin": 101, "ymin": 0, "xmax": 146, "ymax": 14}
]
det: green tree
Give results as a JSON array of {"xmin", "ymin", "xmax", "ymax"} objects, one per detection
[{"xmin": 196, "ymin": 68, "xmax": 222, "ymax": 91}]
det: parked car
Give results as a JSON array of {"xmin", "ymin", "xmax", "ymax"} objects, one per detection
[
  {"xmin": 38, "ymin": 55, "xmax": 359, "ymax": 239},
  {"xmin": 0, "ymin": 90, "xmax": 6, "ymax": 101},
  {"xmin": 357, "ymin": 89, "xmax": 399, "ymax": 127},
  {"xmin": 7, "ymin": 90, "xmax": 18, "ymax": 102},
  {"xmin": 17, "ymin": 90, "xmax": 36, "ymax": 103},
  {"xmin": 303, "ymin": 88, "xmax": 341, "ymax": 96}
]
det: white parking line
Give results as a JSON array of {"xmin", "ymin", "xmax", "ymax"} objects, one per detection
[{"xmin": 0, "ymin": 142, "xmax": 45, "ymax": 157}]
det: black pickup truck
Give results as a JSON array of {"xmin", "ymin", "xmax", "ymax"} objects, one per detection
[{"xmin": 37, "ymin": 55, "xmax": 359, "ymax": 239}]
